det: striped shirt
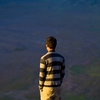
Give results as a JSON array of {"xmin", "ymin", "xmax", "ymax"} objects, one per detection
[{"xmin": 39, "ymin": 50, "xmax": 65, "ymax": 89}]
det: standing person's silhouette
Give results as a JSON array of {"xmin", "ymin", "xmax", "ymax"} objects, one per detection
[{"xmin": 39, "ymin": 36, "xmax": 65, "ymax": 100}]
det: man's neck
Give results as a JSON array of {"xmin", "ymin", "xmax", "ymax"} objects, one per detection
[
  {"xmin": 47, "ymin": 47, "xmax": 55, "ymax": 52},
  {"xmin": 48, "ymin": 49, "xmax": 55, "ymax": 52}
]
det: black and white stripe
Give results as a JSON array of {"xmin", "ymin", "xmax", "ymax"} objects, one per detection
[{"xmin": 39, "ymin": 51, "xmax": 65, "ymax": 89}]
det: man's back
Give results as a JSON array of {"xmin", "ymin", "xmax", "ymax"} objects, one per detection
[{"xmin": 39, "ymin": 51, "xmax": 65, "ymax": 88}]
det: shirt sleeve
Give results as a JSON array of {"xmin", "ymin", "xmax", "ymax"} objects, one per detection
[
  {"xmin": 61, "ymin": 58, "xmax": 65, "ymax": 82},
  {"xmin": 39, "ymin": 58, "xmax": 47, "ymax": 89}
]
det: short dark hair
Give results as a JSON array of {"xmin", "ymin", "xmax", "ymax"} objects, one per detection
[{"xmin": 46, "ymin": 36, "xmax": 57, "ymax": 49}]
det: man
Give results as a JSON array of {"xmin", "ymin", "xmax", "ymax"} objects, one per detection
[{"xmin": 39, "ymin": 36, "xmax": 65, "ymax": 100}]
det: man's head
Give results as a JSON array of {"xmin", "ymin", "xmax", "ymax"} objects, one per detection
[{"xmin": 46, "ymin": 36, "xmax": 57, "ymax": 50}]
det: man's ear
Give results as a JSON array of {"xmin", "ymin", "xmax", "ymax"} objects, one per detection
[{"xmin": 46, "ymin": 44, "xmax": 48, "ymax": 47}]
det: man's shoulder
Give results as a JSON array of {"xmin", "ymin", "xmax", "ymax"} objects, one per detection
[
  {"xmin": 41, "ymin": 52, "xmax": 65, "ymax": 60},
  {"xmin": 55, "ymin": 52, "xmax": 64, "ymax": 58},
  {"xmin": 41, "ymin": 52, "xmax": 49, "ymax": 59}
]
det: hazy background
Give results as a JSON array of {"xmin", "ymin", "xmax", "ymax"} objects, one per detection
[{"xmin": 0, "ymin": 0, "xmax": 100, "ymax": 100}]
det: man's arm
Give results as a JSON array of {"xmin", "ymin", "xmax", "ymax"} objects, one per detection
[
  {"xmin": 39, "ymin": 58, "xmax": 46, "ymax": 90},
  {"xmin": 61, "ymin": 58, "xmax": 65, "ymax": 83}
]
